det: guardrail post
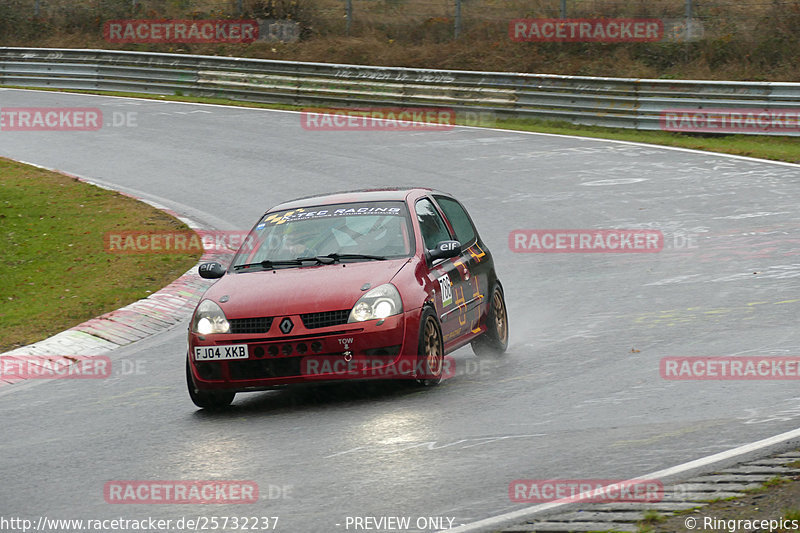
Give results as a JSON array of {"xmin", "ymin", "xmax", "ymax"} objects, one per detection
[
  {"xmin": 237, "ymin": 0, "xmax": 244, "ymax": 16},
  {"xmin": 34, "ymin": 0, "xmax": 40, "ymax": 16},
  {"xmin": 454, "ymin": 0, "xmax": 462, "ymax": 38},
  {"xmin": 560, "ymin": 0, "xmax": 566, "ymax": 18},
  {"xmin": 346, "ymin": 0, "xmax": 353, "ymax": 34}
]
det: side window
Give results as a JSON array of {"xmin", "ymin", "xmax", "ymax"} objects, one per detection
[
  {"xmin": 415, "ymin": 198, "xmax": 451, "ymax": 250},
  {"xmin": 435, "ymin": 196, "xmax": 477, "ymax": 245}
]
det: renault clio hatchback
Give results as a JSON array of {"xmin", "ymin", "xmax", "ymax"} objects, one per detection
[{"xmin": 186, "ymin": 188, "xmax": 508, "ymax": 409}]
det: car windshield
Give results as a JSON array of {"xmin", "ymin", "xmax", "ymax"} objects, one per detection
[{"xmin": 232, "ymin": 201, "xmax": 414, "ymax": 269}]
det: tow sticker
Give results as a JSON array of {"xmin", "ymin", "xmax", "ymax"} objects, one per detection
[{"xmin": 438, "ymin": 274, "xmax": 453, "ymax": 306}]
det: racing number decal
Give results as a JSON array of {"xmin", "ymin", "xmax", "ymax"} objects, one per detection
[{"xmin": 438, "ymin": 274, "xmax": 453, "ymax": 307}]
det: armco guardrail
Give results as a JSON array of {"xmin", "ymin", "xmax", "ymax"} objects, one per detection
[{"xmin": 1, "ymin": 47, "xmax": 799, "ymax": 135}]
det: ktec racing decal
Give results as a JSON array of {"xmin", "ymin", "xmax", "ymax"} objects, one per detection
[{"xmin": 261, "ymin": 203, "xmax": 403, "ymax": 226}]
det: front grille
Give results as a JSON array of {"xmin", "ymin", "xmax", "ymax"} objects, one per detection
[
  {"xmin": 251, "ymin": 341, "xmax": 324, "ymax": 359},
  {"xmin": 300, "ymin": 310, "xmax": 350, "ymax": 329},
  {"xmin": 229, "ymin": 317, "xmax": 274, "ymax": 334},
  {"xmin": 231, "ymin": 329, "xmax": 362, "ymax": 344}
]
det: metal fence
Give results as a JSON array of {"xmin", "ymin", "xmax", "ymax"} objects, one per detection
[{"xmin": 2, "ymin": 47, "xmax": 799, "ymax": 135}]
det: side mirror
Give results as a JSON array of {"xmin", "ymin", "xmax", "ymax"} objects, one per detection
[
  {"xmin": 427, "ymin": 240, "xmax": 461, "ymax": 263},
  {"xmin": 198, "ymin": 262, "xmax": 226, "ymax": 279}
]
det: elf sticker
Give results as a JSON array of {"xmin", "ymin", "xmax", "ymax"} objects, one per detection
[{"xmin": 438, "ymin": 274, "xmax": 453, "ymax": 306}]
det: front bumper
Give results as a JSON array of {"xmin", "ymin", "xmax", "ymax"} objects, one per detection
[{"xmin": 188, "ymin": 311, "xmax": 422, "ymax": 391}]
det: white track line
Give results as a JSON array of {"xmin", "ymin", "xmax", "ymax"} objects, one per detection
[{"xmin": 446, "ymin": 427, "xmax": 800, "ymax": 532}]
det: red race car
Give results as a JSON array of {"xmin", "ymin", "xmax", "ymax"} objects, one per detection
[{"xmin": 186, "ymin": 188, "xmax": 508, "ymax": 409}]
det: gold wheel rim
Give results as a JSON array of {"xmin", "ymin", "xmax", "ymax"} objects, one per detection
[
  {"xmin": 424, "ymin": 318, "xmax": 442, "ymax": 375},
  {"xmin": 493, "ymin": 291, "xmax": 508, "ymax": 344}
]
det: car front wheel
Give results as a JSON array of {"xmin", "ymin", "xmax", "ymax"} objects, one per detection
[
  {"xmin": 471, "ymin": 284, "xmax": 509, "ymax": 357},
  {"xmin": 186, "ymin": 356, "xmax": 235, "ymax": 409},
  {"xmin": 416, "ymin": 307, "xmax": 444, "ymax": 386}
]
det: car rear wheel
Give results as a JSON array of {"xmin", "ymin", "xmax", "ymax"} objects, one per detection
[
  {"xmin": 416, "ymin": 307, "xmax": 444, "ymax": 386},
  {"xmin": 186, "ymin": 356, "xmax": 235, "ymax": 409},
  {"xmin": 471, "ymin": 284, "xmax": 509, "ymax": 357}
]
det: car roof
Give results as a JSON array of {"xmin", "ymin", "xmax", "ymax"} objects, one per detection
[{"xmin": 270, "ymin": 187, "xmax": 450, "ymax": 211}]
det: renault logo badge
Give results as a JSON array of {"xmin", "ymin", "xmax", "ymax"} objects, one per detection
[{"xmin": 279, "ymin": 317, "xmax": 294, "ymax": 334}]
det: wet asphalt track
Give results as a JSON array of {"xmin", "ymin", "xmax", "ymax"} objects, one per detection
[{"xmin": 2, "ymin": 88, "xmax": 800, "ymax": 531}]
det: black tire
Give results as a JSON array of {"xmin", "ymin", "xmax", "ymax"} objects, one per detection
[
  {"xmin": 471, "ymin": 284, "xmax": 509, "ymax": 357},
  {"xmin": 186, "ymin": 356, "xmax": 235, "ymax": 409},
  {"xmin": 416, "ymin": 306, "xmax": 445, "ymax": 386}
]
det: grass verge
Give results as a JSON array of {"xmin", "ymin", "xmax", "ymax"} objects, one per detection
[
  {"xmin": 649, "ymin": 459, "xmax": 800, "ymax": 533},
  {"xmin": 493, "ymin": 117, "xmax": 800, "ymax": 165},
  {"xmin": 0, "ymin": 158, "xmax": 201, "ymax": 352}
]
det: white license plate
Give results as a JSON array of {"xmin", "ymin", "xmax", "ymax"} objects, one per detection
[{"xmin": 194, "ymin": 344, "xmax": 249, "ymax": 361}]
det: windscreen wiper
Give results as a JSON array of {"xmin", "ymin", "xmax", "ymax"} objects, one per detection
[
  {"xmin": 295, "ymin": 256, "xmax": 336, "ymax": 265},
  {"xmin": 234, "ymin": 254, "xmax": 386, "ymax": 270},
  {"xmin": 233, "ymin": 259, "xmax": 305, "ymax": 270},
  {"xmin": 323, "ymin": 253, "xmax": 387, "ymax": 262}
]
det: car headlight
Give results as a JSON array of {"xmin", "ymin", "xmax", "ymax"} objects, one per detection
[
  {"xmin": 192, "ymin": 300, "xmax": 230, "ymax": 334},
  {"xmin": 348, "ymin": 283, "xmax": 403, "ymax": 323}
]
